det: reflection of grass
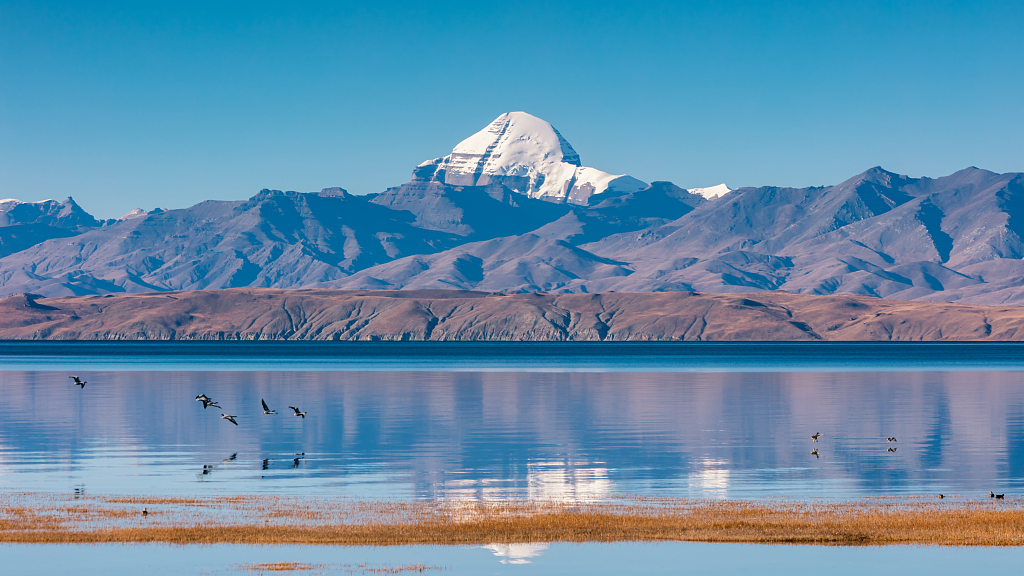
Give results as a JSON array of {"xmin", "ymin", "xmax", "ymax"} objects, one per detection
[
  {"xmin": 232, "ymin": 563, "xmax": 441, "ymax": 574},
  {"xmin": 2, "ymin": 493, "xmax": 1024, "ymax": 546}
]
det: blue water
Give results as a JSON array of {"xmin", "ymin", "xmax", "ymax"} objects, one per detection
[
  {"xmin": 3, "ymin": 542, "xmax": 1024, "ymax": 575},
  {"xmin": 2, "ymin": 342, "xmax": 1023, "ymax": 573},
  {"xmin": 2, "ymin": 341, "xmax": 1024, "ymax": 372}
]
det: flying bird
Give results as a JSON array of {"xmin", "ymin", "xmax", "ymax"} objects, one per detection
[
  {"xmin": 810, "ymin": 449, "xmax": 819, "ymax": 458},
  {"xmin": 262, "ymin": 399, "xmax": 276, "ymax": 415},
  {"xmin": 195, "ymin": 394, "xmax": 210, "ymax": 402},
  {"xmin": 69, "ymin": 376, "xmax": 86, "ymax": 388},
  {"xmin": 887, "ymin": 437, "xmax": 897, "ymax": 443},
  {"xmin": 290, "ymin": 406, "xmax": 306, "ymax": 418},
  {"xmin": 221, "ymin": 414, "xmax": 238, "ymax": 425},
  {"xmin": 809, "ymin": 433, "xmax": 822, "ymax": 442},
  {"xmin": 202, "ymin": 399, "xmax": 220, "ymax": 409},
  {"xmin": 887, "ymin": 447, "xmax": 897, "ymax": 452}
]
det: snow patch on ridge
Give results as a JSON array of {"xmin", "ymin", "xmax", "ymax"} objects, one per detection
[
  {"xmin": 687, "ymin": 184, "xmax": 732, "ymax": 199},
  {"xmin": 0, "ymin": 199, "xmax": 58, "ymax": 206}
]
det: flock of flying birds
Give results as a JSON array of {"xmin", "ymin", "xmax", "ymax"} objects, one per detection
[
  {"xmin": 194, "ymin": 393, "xmax": 306, "ymax": 425},
  {"xmin": 70, "ymin": 375, "xmax": 308, "ymax": 425}
]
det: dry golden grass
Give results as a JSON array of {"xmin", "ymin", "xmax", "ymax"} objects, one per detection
[
  {"xmin": 2, "ymin": 493, "xmax": 1023, "ymax": 546},
  {"xmin": 244, "ymin": 562, "xmax": 322, "ymax": 572}
]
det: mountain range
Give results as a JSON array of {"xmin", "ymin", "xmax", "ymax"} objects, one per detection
[{"xmin": 1, "ymin": 111, "xmax": 1023, "ymax": 305}]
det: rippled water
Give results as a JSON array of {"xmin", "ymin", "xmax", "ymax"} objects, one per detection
[{"xmin": 2, "ymin": 343, "xmax": 1024, "ymax": 500}]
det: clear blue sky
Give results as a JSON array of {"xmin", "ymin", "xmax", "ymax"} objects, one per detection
[{"xmin": 1, "ymin": 1, "xmax": 1022, "ymax": 218}]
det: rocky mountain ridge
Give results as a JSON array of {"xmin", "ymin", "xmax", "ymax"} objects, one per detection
[{"xmin": 1, "ymin": 113, "xmax": 1022, "ymax": 304}]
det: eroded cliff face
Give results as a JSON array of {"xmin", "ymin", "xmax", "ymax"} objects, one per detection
[{"xmin": 1, "ymin": 289, "xmax": 1022, "ymax": 341}]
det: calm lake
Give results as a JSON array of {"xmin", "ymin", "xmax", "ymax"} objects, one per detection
[{"xmin": 2, "ymin": 342, "xmax": 1023, "ymax": 573}]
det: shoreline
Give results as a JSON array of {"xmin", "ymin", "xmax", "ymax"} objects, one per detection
[{"xmin": 3, "ymin": 494, "xmax": 1024, "ymax": 547}]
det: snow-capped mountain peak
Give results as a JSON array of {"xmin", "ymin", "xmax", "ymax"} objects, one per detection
[
  {"xmin": 118, "ymin": 208, "xmax": 149, "ymax": 221},
  {"xmin": 687, "ymin": 184, "xmax": 732, "ymax": 199},
  {"xmin": 414, "ymin": 112, "xmax": 646, "ymax": 204}
]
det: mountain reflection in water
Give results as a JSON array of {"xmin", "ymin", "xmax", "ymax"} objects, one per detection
[{"xmin": 1, "ymin": 368, "xmax": 1023, "ymax": 499}]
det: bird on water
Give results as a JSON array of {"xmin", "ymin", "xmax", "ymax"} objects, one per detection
[
  {"xmin": 809, "ymin": 433, "xmax": 822, "ymax": 442},
  {"xmin": 996, "ymin": 494, "xmax": 1005, "ymax": 499},
  {"xmin": 887, "ymin": 437, "xmax": 897, "ymax": 443},
  {"xmin": 290, "ymin": 406, "xmax": 306, "ymax": 418},
  {"xmin": 142, "ymin": 507, "xmax": 148, "ymax": 518},
  {"xmin": 69, "ymin": 376, "xmax": 87, "ymax": 388},
  {"xmin": 221, "ymin": 414, "xmax": 239, "ymax": 425},
  {"xmin": 991, "ymin": 491, "xmax": 995, "ymax": 498},
  {"xmin": 887, "ymin": 447, "xmax": 897, "ymax": 452},
  {"xmin": 262, "ymin": 399, "xmax": 277, "ymax": 415}
]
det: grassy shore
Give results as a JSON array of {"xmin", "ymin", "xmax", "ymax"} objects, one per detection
[{"xmin": 2, "ymin": 493, "xmax": 1023, "ymax": 546}]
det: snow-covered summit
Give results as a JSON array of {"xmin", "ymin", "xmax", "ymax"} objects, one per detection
[
  {"xmin": 687, "ymin": 184, "xmax": 732, "ymax": 200},
  {"xmin": 414, "ymin": 112, "xmax": 647, "ymax": 205}
]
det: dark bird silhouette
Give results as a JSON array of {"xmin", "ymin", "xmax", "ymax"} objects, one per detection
[
  {"xmin": 887, "ymin": 437, "xmax": 897, "ymax": 443},
  {"xmin": 262, "ymin": 399, "xmax": 276, "ymax": 415},
  {"xmin": 809, "ymin": 433, "xmax": 822, "ymax": 442},
  {"xmin": 938, "ymin": 494, "xmax": 944, "ymax": 499},
  {"xmin": 290, "ymin": 406, "xmax": 306, "ymax": 418},
  {"xmin": 142, "ymin": 507, "xmax": 148, "ymax": 518},
  {"xmin": 221, "ymin": 414, "xmax": 238, "ymax": 425},
  {"xmin": 262, "ymin": 459, "xmax": 270, "ymax": 470},
  {"xmin": 201, "ymin": 465, "xmax": 213, "ymax": 476},
  {"xmin": 222, "ymin": 453, "xmax": 237, "ymax": 463},
  {"xmin": 887, "ymin": 447, "xmax": 897, "ymax": 452},
  {"xmin": 69, "ymin": 376, "xmax": 86, "ymax": 388},
  {"xmin": 195, "ymin": 394, "xmax": 211, "ymax": 402},
  {"xmin": 293, "ymin": 457, "xmax": 303, "ymax": 468},
  {"xmin": 202, "ymin": 399, "xmax": 220, "ymax": 409},
  {"xmin": 990, "ymin": 491, "xmax": 995, "ymax": 498},
  {"xmin": 810, "ymin": 449, "xmax": 819, "ymax": 458},
  {"xmin": 996, "ymin": 494, "xmax": 1005, "ymax": 499}
]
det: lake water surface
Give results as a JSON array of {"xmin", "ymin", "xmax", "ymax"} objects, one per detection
[{"xmin": 2, "ymin": 342, "xmax": 1023, "ymax": 573}]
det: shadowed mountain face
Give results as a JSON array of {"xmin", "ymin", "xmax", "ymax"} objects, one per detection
[{"xmin": 2, "ymin": 166, "xmax": 1024, "ymax": 304}]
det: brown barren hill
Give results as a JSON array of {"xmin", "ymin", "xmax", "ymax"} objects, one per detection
[{"xmin": 1, "ymin": 289, "xmax": 1024, "ymax": 341}]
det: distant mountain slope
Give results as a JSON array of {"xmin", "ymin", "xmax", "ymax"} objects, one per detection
[
  {"xmin": 2, "ymin": 289, "xmax": 1023, "ymax": 341},
  {"xmin": 575, "ymin": 167, "xmax": 1024, "ymax": 302},
  {"xmin": 0, "ymin": 189, "xmax": 460, "ymax": 296}
]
